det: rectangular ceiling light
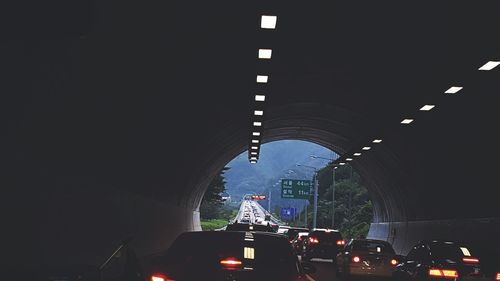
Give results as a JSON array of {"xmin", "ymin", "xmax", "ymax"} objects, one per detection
[
  {"xmin": 261, "ymin": 15, "xmax": 277, "ymax": 29},
  {"xmin": 255, "ymin": 95, "xmax": 266, "ymax": 102},
  {"xmin": 250, "ymin": 156, "xmax": 258, "ymax": 160},
  {"xmin": 346, "ymin": 158, "xmax": 353, "ymax": 161},
  {"xmin": 252, "ymin": 139, "xmax": 259, "ymax": 143},
  {"xmin": 353, "ymin": 153, "xmax": 362, "ymax": 156},
  {"xmin": 478, "ymin": 61, "xmax": 500, "ymax": 71},
  {"xmin": 372, "ymin": 139, "xmax": 382, "ymax": 143},
  {"xmin": 254, "ymin": 110, "xmax": 264, "ymax": 116},
  {"xmin": 253, "ymin": 121, "xmax": 262, "ymax": 126},
  {"xmin": 251, "ymin": 152, "xmax": 258, "ymax": 155},
  {"xmin": 256, "ymin": 75, "xmax": 268, "ymax": 83},
  {"xmin": 420, "ymin": 105, "xmax": 435, "ymax": 111},
  {"xmin": 250, "ymin": 160, "xmax": 257, "ymax": 164},
  {"xmin": 258, "ymin": 49, "xmax": 272, "ymax": 59},
  {"xmin": 362, "ymin": 146, "xmax": 371, "ymax": 150},
  {"xmin": 401, "ymin": 119, "xmax": 414, "ymax": 124},
  {"xmin": 339, "ymin": 162, "xmax": 346, "ymax": 165},
  {"xmin": 251, "ymin": 146, "xmax": 258, "ymax": 150},
  {"xmin": 252, "ymin": 132, "xmax": 261, "ymax": 136},
  {"xmin": 445, "ymin": 86, "xmax": 463, "ymax": 94}
]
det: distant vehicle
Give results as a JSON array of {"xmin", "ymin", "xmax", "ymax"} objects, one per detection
[
  {"xmin": 277, "ymin": 225, "xmax": 291, "ymax": 234},
  {"xmin": 291, "ymin": 232, "xmax": 310, "ymax": 255},
  {"xmin": 302, "ymin": 229, "xmax": 344, "ymax": 262},
  {"xmin": 148, "ymin": 231, "xmax": 316, "ymax": 281},
  {"xmin": 336, "ymin": 239, "xmax": 401, "ymax": 279},
  {"xmin": 225, "ymin": 223, "xmax": 274, "ymax": 232},
  {"xmin": 264, "ymin": 214, "xmax": 271, "ymax": 221},
  {"xmin": 240, "ymin": 218, "xmax": 250, "ymax": 224},
  {"xmin": 284, "ymin": 227, "xmax": 309, "ymax": 241},
  {"xmin": 393, "ymin": 240, "xmax": 486, "ymax": 281}
]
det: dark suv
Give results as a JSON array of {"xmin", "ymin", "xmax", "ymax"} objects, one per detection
[
  {"xmin": 302, "ymin": 229, "xmax": 344, "ymax": 262},
  {"xmin": 393, "ymin": 240, "xmax": 486, "ymax": 281}
]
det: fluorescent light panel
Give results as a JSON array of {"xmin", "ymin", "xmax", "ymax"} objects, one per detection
[
  {"xmin": 253, "ymin": 122, "xmax": 262, "ymax": 126},
  {"xmin": 251, "ymin": 146, "xmax": 258, "ymax": 150},
  {"xmin": 339, "ymin": 162, "xmax": 346, "ymax": 165},
  {"xmin": 346, "ymin": 158, "xmax": 353, "ymax": 161},
  {"xmin": 250, "ymin": 161, "xmax": 257, "ymax": 164},
  {"xmin": 478, "ymin": 61, "xmax": 500, "ymax": 71},
  {"xmin": 251, "ymin": 152, "xmax": 258, "ymax": 155},
  {"xmin": 401, "ymin": 119, "xmax": 414, "ymax": 124},
  {"xmin": 420, "ymin": 105, "xmax": 435, "ymax": 111},
  {"xmin": 372, "ymin": 139, "xmax": 382, "ymax": 143},
  {"xmin": 254, "ymin": 110, "xmax": 264, "ymax": 116},
  {"xmin": 258, "ymin": 49, "xmax": 272, "ymax": 59},
  {"xmin": 252, "ymin": 132, "xmax": 260, "ymax": 136},
  {"xmin": 354, "ymin": 153, "xmax": 362, "ymax": 156},
  {"xmin": 261, "ymin": 15, "xmax": 277, "ymax": 29},
  {"xmin": 252, "ymin": 139, "xmax": 259, "ymax": 143},
  {"xmin": 256, "ymin": 75, "xmax": 268, "ymax": 83},
  {"xmin": 445, "ymin": 86, "xmax": 463, "ymax": 94},
  {"xmin": 255, "ymin": 95, "xmax": 266, "ymax": 102},
  {"xmin": 362, "ymin": 147, "xmax": 371, "ymax": 150}
]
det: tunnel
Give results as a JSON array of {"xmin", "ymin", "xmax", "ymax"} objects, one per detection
[{"xmin": 1, "ymin": 0, "xmax": 499, "ymax": 271}]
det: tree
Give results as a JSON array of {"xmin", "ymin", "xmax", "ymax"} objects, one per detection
[{"xmin": 200, "ymin": 167, "xmax": 230, "ymax": 220}]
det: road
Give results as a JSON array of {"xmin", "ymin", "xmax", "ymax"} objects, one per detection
[{"xmin": 307, "ymin": 259, "xmax": 337, "ymax": 281}]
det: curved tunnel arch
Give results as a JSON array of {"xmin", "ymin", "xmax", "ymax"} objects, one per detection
[{"xmin": 187, "ymin": 102, "xmax": 413, "ymax": 231}]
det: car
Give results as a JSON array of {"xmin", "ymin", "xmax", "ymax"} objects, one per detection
[
  {"xmin": 291, "ymin": 232, "xmax": 310, "ymax": 255},
  {"xmin": 302, "ymin": 229, "xmax": 344, "ymax": 262},
  {"xmin": 393, "ymin": 240, "xmax": 488, "ymax": 281},
  {"xmin": 240, "ymin": 218, "xmax": 250, "ymax": 224},
  {"xmin": 277, "ymin": 225, "xmax": 291, "ymax": 234},
  {"xmin": 148, "ymin": 231, "xmax": 316, "ymax": 281},
  {"xmin": 336, "ymin": 238, "xmax": 401, "ymax": 279},
  {"xmin": 225, "ymin": 223, "xmax": 274, "ymax": 232},
  {"xmin": 284, "ymin": 227, "xmax": 310, "ymax": 241}
]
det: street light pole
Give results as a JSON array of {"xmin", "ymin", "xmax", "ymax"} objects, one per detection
[{"xmin": 310, "ymin": 154, "xmax": 339, "ymax": 229}]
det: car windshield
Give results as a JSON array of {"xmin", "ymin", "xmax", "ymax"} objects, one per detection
[
  {"xmin": 351, "ymin": 240, "xmax": 395, "ymax": 254},
  {"xmin": 430, "ymin": 242, "xmax": 472, "ymax": 260},
  {"xmin": 162, "ymin": 232, "xmax": 299, "ymax": 279}
]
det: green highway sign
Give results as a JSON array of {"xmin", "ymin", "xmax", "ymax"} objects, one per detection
[{"xmin": 281, "ymin": 179, "xmax": 312, "ymax": 199}]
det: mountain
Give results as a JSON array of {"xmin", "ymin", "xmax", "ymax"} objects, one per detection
[{"xmin": 223, "ymin": 140, "xmax": 336, "ymax": 209}]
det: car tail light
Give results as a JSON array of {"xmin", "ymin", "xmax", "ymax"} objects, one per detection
[
  {"xmin": 336, "ymin": 240, "xmax": 345, "ymax": 246},
  {"xmin": 495, "ymin": 272, "xmax": 500, "ymax": 280},
  {"xmin": 429, "ymin": 268, "xmax": 458, "ymax": 278},
  {"xmin": 462, "ymin": 257, "xmax": 479, "ymax": 263},
  {"xmin": 390, "ymin": 259, "xmax": 398, "ymax": 265},
  {"xmin": 309, "ymin": 237, "xmax": 319, "ymax": 244},
  {"xmin": 298, "ymin": 236, "xmax": 303, "ymax": 241},
  {"xmin": 151, "ymin": 274, "xmax": 175, "ymax": 281},
  {"xmin": 220, "ymin": 258, "xmax": 243, "ymax": 270},
  {"xmin": 352, "ymin": 256, "xmax": 361, "ymax": 263}
]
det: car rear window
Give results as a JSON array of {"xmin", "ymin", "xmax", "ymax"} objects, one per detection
[
  {"xmin": 352, "ymin": 240, "xmax": 395, "ymax": 254},
  {"xmin": 309, "ymin": 231, "xmax": 342, "ymax": 241},
  {"xmin": 430, "ymin": 242, "xmax": 473, "ymax": 260}
]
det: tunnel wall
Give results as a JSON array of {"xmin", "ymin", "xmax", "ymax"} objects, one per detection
[
  {"xmin": 1, "ymin": 179, "xmax": 197, "ymax": 268},
  {"xmin": 368, "ymin": 218, "xmax": 500, "ymax": 262}
]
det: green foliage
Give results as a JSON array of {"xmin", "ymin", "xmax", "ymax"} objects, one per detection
[
  {"xmin": 200, "ymin": 219, "xmax": 229, "ymax": 231},
  {"xmin": 301, "ymin": 164, "xmax": 373, "ymax": 240},
  {"xmin": 200, "ymin": 168, "xmax": 237, "ymax": 220}
]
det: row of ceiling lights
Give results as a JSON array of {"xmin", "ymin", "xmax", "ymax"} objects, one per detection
[
  {"xmin": 248, "ymin": 15, "xmax": 278, "ymax": 164},
  {"xmin": 333, "ymin": 60, "xmax": 499, "ymax": 166}
]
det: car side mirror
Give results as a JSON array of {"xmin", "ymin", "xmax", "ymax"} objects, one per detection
[{"xmin": 301, "ymin": 261, "xmax": 316, "ymax": 274}]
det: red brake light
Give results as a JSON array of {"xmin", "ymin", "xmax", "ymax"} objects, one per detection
[
  {"xmin": 309, "ymin": 237, "xmax": 319, "ymax": 244},
  {"xmin": 298, "ymin": 236, "xmax": 303, "ymax": 241},
  {"xmin": 429, "ymin": 268, "xmax": 458, "ymax": 278},
  {"xmin": 151, "ymin": 274, "xmax": 175, "ymax": 281},
  {"xmin": 220, "ymin": 258, "xmax": 243, "ymax": 270},
  {"xmin": 495, "ymin": 272, "xmax": 500, "ymax": 280},
  {"xmin": 390, "ymin": 259, "xmax": 398, "ymax": 265},
  {"xmin": 336, "ymin": 240, "xmax": 345, "ymax": 246},
  {"xmin": 352, "ymin": 256, "xmax": 361, "ymax": 263},
  {"xmin": 462, "ymin": 257, "xmax": 479, "ymax": 263}
]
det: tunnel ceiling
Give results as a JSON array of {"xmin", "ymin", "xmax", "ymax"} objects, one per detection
[{"xmin": 2, "ymin": 1, "xmax": 500, "ymax": 223}]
